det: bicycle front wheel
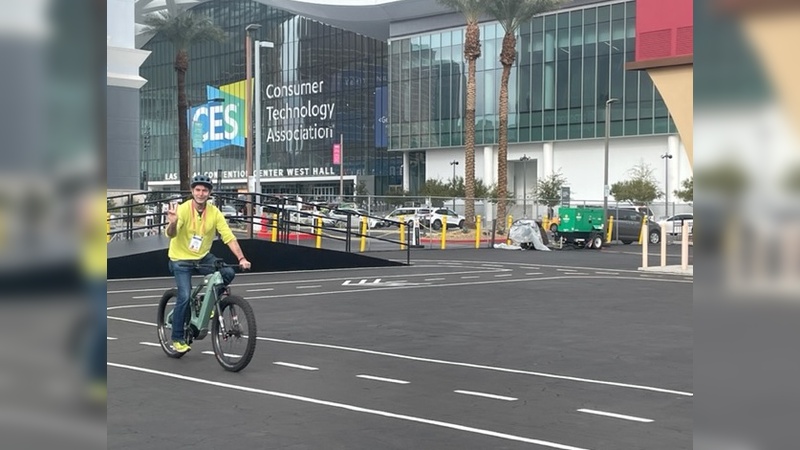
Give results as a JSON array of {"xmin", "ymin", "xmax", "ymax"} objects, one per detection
[
  {"xmin": 211, "ymin": 295, "xmax": 257, "ymax": 372},
  {"xmin": 156, "ymin": 288, "xmax": 186, "ymax": 359}
]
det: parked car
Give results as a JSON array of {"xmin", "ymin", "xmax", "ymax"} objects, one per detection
[
  {"xmin": 328, "ymin": 208, "xmax": 381, "ymax": 229},
  {"xmin": 382, "ymin": 207, "xmax": 433, "ymax": 227},
  {"xmin": 221, "ymin": 205, "xmax": 238, "ymax": 223},
  {"xmin": 612, "ymin": 209, "xmax": 661, "ymax": 244},
  {"xmin": 661, "ymin": 213, "xmax": 693, "ymax": 236},
  {"xmin": 420, "ymin": 208, "xmax": 466, "ymax": 230}
]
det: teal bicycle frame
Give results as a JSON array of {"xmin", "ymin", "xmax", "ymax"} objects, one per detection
[{"xmin": 167, "ymin": 270, "xmax": 224, "ymax": 341}]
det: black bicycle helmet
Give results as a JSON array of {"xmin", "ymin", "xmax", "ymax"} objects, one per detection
[{"xmin": 190, "ymin": 174, "xmax": 213, "ymax": 190}]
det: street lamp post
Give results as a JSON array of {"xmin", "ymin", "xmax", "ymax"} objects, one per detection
[
  {"xmin": 190, "ymin": 97, "xmax": 224, "ymax": 174},
  {"xmin": 603, "ymin": 98, "xmax": 618, "ymax": 223},
  {"xmin": 254, "ymin": 39, "xmax": 274, "ymax": 199},
  {"xmin": 244, "ymin": 23, "xmax": 261, "ymax": 237},
  {"xmin": 661, "ymin": 152, "xmax": 673, "ymax": 218},
  {"xmin": 520, "ymin": 155, "xmax": 530, "ymax": 218},
  {"xmin": 450, "ymin": 160, "xmax": 459, "ymax": 210}
]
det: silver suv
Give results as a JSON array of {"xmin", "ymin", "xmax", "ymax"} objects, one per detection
[{"xmin": 421, "ymin": 208, "xmax": 466, "ymax": 230}]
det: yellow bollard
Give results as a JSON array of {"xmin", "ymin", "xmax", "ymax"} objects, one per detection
[
  {"xmin": 638, "ymin": 215, "xmax": 647, "ymax": 245},
  {"xmin": 315, "ymin": 217, "xmax": 322, "ymax": 249},
  {"xmin": 271, "ymin": 213, "xmax": 278, "ymax": 242},
  {"xmin": 360, "ymin": 216, "xmax": 367, "ymax": 252},
  {"xmin": 441, "ymin": 215, "xmax": 448, "ymax": 249},
  {"xmin": 606, "ymin": 215, "xmax": 614, "ymax": 243},
  {"xmin": 475, "ymin": 215, "xmax": 481, "ymax": 249},
  {"xmin": 542, "ymin": 215, "xmax": 550, "ymax": 232},
  {"xmin": 506, "ymin": 215, "xmax": 513, "ymax": 245},
  {"xmin": 399, "ymin": 215, "xmax": 405, "ymax": 248}
]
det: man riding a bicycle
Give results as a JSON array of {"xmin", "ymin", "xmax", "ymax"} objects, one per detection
[{"xmin": 165, "ymin": 174, "xmax": 252, "ymax": 354}]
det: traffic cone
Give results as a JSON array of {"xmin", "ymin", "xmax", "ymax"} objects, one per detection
[{"xmin": 258, "ymin": 213, "xmax": 269, "ymax": 238}]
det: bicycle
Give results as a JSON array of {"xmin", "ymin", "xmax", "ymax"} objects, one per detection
[{"xmin": 156, "ymin": 259, "xmax": 257, "ymax": 372}]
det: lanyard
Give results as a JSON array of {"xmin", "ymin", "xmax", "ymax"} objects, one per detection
[{"xmin": 191, "ymin": 202, "xmax": 207, "ymax": 235}]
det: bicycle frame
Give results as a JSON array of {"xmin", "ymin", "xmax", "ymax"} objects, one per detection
[{"xmin": 167, "ymin": 270, "xmax": 225, "ymax": 341}]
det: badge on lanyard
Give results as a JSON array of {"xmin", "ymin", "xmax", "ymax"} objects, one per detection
[{"xmin": 189, "ymin": 234, "xmax": 203, "ymax": 252}]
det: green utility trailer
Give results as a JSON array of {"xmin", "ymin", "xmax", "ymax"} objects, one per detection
[{"xmin": 555, "ymin": 206, "xmax": 606, "ymax": 249}]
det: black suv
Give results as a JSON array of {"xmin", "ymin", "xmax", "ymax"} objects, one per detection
[{"xmin": 609, "ymin": 208, "xmax": 661, "ymax": 245}]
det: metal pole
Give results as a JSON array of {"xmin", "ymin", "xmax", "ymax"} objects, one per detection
[
  {"xmin": 339, "ymin": 134, "xmax": 344, "ymax": 200},
  {"xmin": 603, "ymin": 98, "xmax": 617, "ymax": 224},
  {"xmin": 452, "ymin": 163, "xmax": 456, "ymax": 210},
  {"xmin": 664, "ymin": 154, "xmax": 669, "ymax": 218},
  {"xmin": 523, "ymin": 158, "xmax": 527, "ymax": 218},
  {"xmin": 244, "ymin": 25, "xmax": 258, "ymax": 236},
  {"xmin": 254, "ymin": 40, "xmax": 274, "ymax": 204}
]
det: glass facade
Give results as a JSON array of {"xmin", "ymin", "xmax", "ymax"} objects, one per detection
[
  {"xmin": 140, "ymin": 0, "xmax": 396, "ymax": 195},
  {"xmin": 389, "ymin": 0, "xmax": 675, "ymax": 150}
]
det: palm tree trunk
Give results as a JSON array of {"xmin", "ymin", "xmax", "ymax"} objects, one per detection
[
  {"xmin": 175, "ymin": 49, "xmax": 190, "ymax": 193},
  {"xmin": 464, "ymin": 21, "xmax": 480, "ymax": 228},
  {"xmin": 496, "ymin": 32, "xmax": 516, "ymax": 232}
]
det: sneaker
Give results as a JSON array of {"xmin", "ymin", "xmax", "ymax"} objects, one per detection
[{"xmin": 172, "ymin": 340, "xmax": 191, "ymax": 353}]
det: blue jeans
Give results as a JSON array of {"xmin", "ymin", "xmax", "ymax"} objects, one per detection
[
  {"xmin": 168, "ymin": 253, "xmax": 235, "ymax": 342},
  {"xmin": 88, "ymin": 278, "xmax": 107, "ymax": 382}
]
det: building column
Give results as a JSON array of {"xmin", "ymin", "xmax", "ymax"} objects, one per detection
[
  {"xmin": 543, "ymin": 141, "xmax": 554, "ymax": 178},
  {"xmin": 402, "ymin": 151, "xmax": 410, "ymax": 192},
  {"xmin": 483, "ymin": 146, "xmax": 494, "ymax": 223}
]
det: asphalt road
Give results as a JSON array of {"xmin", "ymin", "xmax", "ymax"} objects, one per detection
[{"xmin": 108, "ymin": 248, "xmax": 692, "ymax": 449}]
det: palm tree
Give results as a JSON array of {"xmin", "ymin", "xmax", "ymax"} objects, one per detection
[
  {"xmin": 483, "ymin": 0, "xmax": 561, "ymax": 230},
  {"xmin": 438, "ymin": 0, "xmax": 483, "ymax": 228},
  {"xmin": 143, "ymin": 11, "xmax": 226, "ymax": 192}
]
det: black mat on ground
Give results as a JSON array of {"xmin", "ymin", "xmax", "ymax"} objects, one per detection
[{"xmin": 107, "ymin": 237, "xmax": 404, "ymax": 279}]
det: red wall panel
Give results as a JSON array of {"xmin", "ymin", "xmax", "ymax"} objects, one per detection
[{"xmin": 635, "ymin": 0, "xmax": 693, "ymax": 61}]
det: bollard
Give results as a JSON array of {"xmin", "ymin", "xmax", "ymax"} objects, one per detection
[
  {"xmin": 360, "ymin": 216, "xmax": 367, "ymax": 252},
  {"xmin": 542, "ymin": 215, "xmax": 550, "ymax": 233},
  {"xmin": 315, "ymin": 216, "xmax": 322, "ymax": 249},
  {"xmin": 660, "ymin": 221, "xmax": 667, "ymax": 266},
  {"xmin": 271, "ymin": 213, "xmax": 278, "ymax": 242},
  {"xmin": 641, "ymin": 221, "xmax": 649, "ymax": 268},
  {"xmin": 638, "ymin": 215, "xmax": 646, "ymax": 245},
  {"xmin": 606, "ymin": 216, "xmax": 614, "ymax": 243},
  {"xmin": 475, "ymin": 215, "xmax": 481, "ymax": 249},
  {"xmin": 681, "ymin": 221, "xmax": 689, "ymax": 270},
  {"xmin": 441, "ymin": 215, "xmax": 448, "ymax": 250},
  {"xmin": 399, "ymin": 215, "xmax": 406, "ymax": 248},
  {"xmin": 506, "ymin": 215, "xmax": 513, "ymax": 245}
]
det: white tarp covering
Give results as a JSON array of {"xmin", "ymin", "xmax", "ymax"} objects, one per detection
[{"xmin": 508, "ymin": 219, "xmax": 551, "ymax": 251}]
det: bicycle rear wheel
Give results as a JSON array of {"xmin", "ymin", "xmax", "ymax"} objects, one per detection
[
  {"xmin": 211, "ymin": 295, "xmax": 257, "ymax": 372},
  {"xmin": 156, "ymin": 288, "xmax": 186, "ymax": 359}
]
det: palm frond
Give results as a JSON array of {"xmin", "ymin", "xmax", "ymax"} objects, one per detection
[
  {"xmin": 142, "ymin": 11, "xmax": 226, "ymax": 50},
  {"xmin": 437, "ymin": 0, "xmax": 484, "ymax": 22},
  {"xmin": 483, "ymin": 0, "xmax": 562, "ymax": 32}
]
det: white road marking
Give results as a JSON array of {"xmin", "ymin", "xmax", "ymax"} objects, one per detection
[
  {"xmin": 342, "ymin": 280, "xmax": 352, "ymax": 285},
  {"xmin": 113, "ymin": 317, "xmax": 158, "ymax": 327},
  {"xmin": 108, "ymin": 362, "xmax": 589, "ymax": 450},
  {"xmin": 132, "ymin": 295, "xmax": 163, "ymax": 299},
  {"xmin": 246, "ymin": 288, "xmax": 274, "ymax": 292},
  {"xmin": 107, "ymin": 337, "xmax": 118, "ymax": 340},
  {"xmin": 273, "ymin": 362, "xmax": 319, "ymax": 371},
  {"xmin": 373, "ymin": 279, "xmax": 381, "ymax": 284},
  {"xmin": 461, "ymin": 276, "xmax": 480, "ymax": 279},
  {"xmin": 201, "ymin": 351, "xmax": 242, "ymax": 358},
  {"xmin": 358, "ymin": 279, "xmax": 368, "ymax": 285},
  {"xmin": 525, "ymin": 272, "xmax": 543, "ymax": 276},
  {"xmin": 557, "ymin": 269, "xmax": 577, "ymax": 272},
  {"xmin": 594, "ymin": 272, "xmax": 619, "ymax": 275},
  {"xmin": 107, "ymin": 316, "xmax": 692, "ymax": 396},
  {"xmin": 139, "ymin": 342, "xmax": 160, "ymax": 347},
  {"xmin": 356, "ymin": 375, "xmax": 409, "ymax": 384},
  {"xmin": 296, "ymin": 285, "xmax": 322, "ymax": 290},
  {"xmin": 494, "ymin": 274, "xmax": 513, "ymax": 278},
  {"xmin": 424, "ymin": 278, "xmax": 446, "ymax": 281},
  {"xmin": 455, "ymin": 390, "xmax": 517, "ymax": 401},
  {"xmin": 577, "ymin": 409, "xmax": 653, "ymax": 423}
]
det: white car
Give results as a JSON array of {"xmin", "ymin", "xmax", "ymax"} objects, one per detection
[
  {"xmin": 328, "ymin": 208, "xmax": 381, "ymax": 229},
  {"xmin": 662, "ymin": 213, "xmax": 693, "ymax": 235},
  {"xmin": 382, "ymin": 207, "xmax": 433, "ymax": 227},
  {"xmin": 421, "ymin": 208, "xmax": 466, "ymax": 230},
  {"xmin": 220, "ymin": 205, "xmax": 239, "ymax": 223}
]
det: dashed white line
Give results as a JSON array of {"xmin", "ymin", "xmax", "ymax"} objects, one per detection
[
  {"xmin": 296, "ymin": 285, "xmax": 322, "ymax": 289},
  {"xmin": 357, "ymin": 375, "xmax": 409, "ymax": 384},
  {"xmin": 525, "ymin": 272, "xmax": 543, "ymax": 276},
  {"xmin": 246, "ymin": 288, "xmax": 274, "ymax": 292},
  {"xmin": 132, "ymin": 295, "xmax": 162, "ymax": 299},
  {"xmin": 273, "ymin": 362, "xmax": 319, "ymax": 371},
  {"xmin": 107, "ymin": 337, "xmax": 118, "ymax": 340},
  {"xmin": 461, "ymin": 276, "xmax": 480, "ymax": 279},
  {"xmin": 425, "ymin": 278, "xmax": 446, "ymax": 281},
  {"xmin": 109, "ymin": 362, "xmax": 589, "ymax": 450},
  {"xmin": 557, "ymin": 269, "xmax": 578, "ymax": 272},
  {"xmin": 454, "ymin": 390, "xmax": 517, "ymax": 401},
  {"xmin": 202, "ymin": 351, "xmax": 242, "ymax": 358},
  {"xmin": 594, "ymin": 272, "xmax": 619, "ymax": 275},
  {"xmin": 494, "ymin": 274, "xmax": 513, "ymax": 278},
  {"xmin": 139, "ymin": 342, "xmax": 161, "ymax": 347},
  {"xmin": 577, "ymin": 409, "xmax": 653, "ymax": 423}
]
